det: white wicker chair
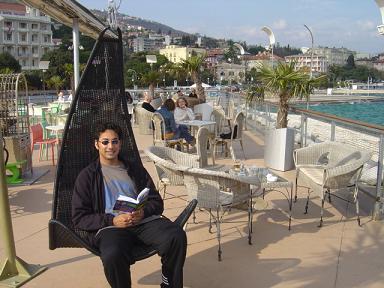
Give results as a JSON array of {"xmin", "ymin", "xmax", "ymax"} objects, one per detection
[
  {"xmin": 145, "ymin": 146, "xmax": 199, "ymax": 199},
  {"xmin": 294, "ymin": 141, "xmax": 372, "ymax": 227},
  {"xmin": 151, "ymin": 112, "xmax": 184, "ymax": 150},
  {"xmin": 135, "ymin": 106, "xmax": 153, "ymax": 135},
  {"xmin": 182, "ymin": 167, "xmax": 259, "ymax": 261},
  {"xmin": 212, "ymin": 112, "xmax": 246, "ymax": 162}
]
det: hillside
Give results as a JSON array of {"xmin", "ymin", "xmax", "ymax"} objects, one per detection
[{"xmin": 91, "ymin": 9, "xmax": 188, "ymax": 36}]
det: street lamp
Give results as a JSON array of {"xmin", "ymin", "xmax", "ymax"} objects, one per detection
[
  {"xmin": 261, "ymin": 26, "xmax": 276, "ymax": 67},
  {"xmin": 207, "ymin": 77, "xmax": 210, "ymax": 85},
  {"xmin": 375, "ymin": 0, "xmax": 384, "ymax": 34},
  {"xmin": 303, "ymin": 24, "xmax": 314, "ymax": 110},
  {"xmin": 303, "ymin": 24, "xmax": 314, "ymax": 79}
]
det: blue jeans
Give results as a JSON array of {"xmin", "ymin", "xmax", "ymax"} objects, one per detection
[{"xmin": 174, "ymin": 125, "xmax": 194, "ymax": 143}]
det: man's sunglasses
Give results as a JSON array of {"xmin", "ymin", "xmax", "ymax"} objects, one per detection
[{"xmin": 98, "ymin": 139, "xmax": 119, "ymax": 146}]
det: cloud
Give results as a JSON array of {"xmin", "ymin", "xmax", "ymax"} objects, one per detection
[
  {"xmin": 357, "ymin": 20, "xmax": 375, "ymax": 30},
  {"xmin": 272, "ymin": 19, "xmax": 287, "ymax": 30}
]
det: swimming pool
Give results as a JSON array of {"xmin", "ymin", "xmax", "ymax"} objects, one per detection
[{"xmin": 296, "ymin": 101, "xmax": 384, "ymax": 126}]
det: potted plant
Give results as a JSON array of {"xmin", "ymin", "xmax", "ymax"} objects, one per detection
[{"xmin": 248, "ymin": 61, "xmax": 323, "ymax": 171}]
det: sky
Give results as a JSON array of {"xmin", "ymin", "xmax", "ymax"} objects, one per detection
[{"xmin": 78, "ymin": 0, "xmax": 384, "ymax": 55}]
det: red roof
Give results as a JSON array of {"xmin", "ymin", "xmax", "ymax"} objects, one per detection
[{"xmin": 0, "ymin": 3, "xmax": 26, "ymax": 13}]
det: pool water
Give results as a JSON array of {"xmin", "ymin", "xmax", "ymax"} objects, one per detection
[{"xmin": 297, "ymin": 101, "xmax": 384, "ymax": 126}]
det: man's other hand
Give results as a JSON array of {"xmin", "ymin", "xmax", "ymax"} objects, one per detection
[
  {"xmin": 113, "ymin": 213, "xmax": 134, "ymax": 228},
  {"xmin": 131, "ymin": 209, "xmax": 144, "ymax": 224}
]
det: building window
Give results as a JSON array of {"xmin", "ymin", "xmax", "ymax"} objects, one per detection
[
  {"xmin": 20, "ymin": 33, "xmax": 27, "ymax": 42},
  {"xmin": 5, "ymin": 21, "xmax": 12, "ymax": 28},
  {"xmin": 31, "ymin": 34, "xmax": 38, "ymax": 42},
  {"xmin": 41, "ymin": 24, "xmax": 47, "ymax": 30},
  {"xmin": 31, "ymin": 23, "xmax": 38, "ymax": 30},
  {"xmin": 19, "ymin": 22, "xmax": 27, "ymax": 29},
  {"xmin": 22, "ymin": 60, "xmax": 26, "ymax": 67},
  {"xmin": 32, "ymin": 47, "xmax": 38, "ymax": 54},
  {"xmin": 44, "ymin": 35, "xmax": 51, "ymax": 43},
  {"xmin": 4, "ymin": 33, "xmax": 12, "ymax": 41}
]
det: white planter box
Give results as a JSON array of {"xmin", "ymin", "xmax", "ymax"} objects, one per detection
[{"xmin": 264, "ymin": 127, "xmax": 295, "ymax": 171}]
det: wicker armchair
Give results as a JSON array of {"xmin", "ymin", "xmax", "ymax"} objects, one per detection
[
  {"xmin": 294, "ymin": 141, "xmax": 372, "ymax": 227},
  {"xmin": 145, "ymin": 145, "xmax": 200, "ymax": 199},
  {"xmin": 182, "ymin": 167, "xmax": 259, "ymax": 261},
  {"xmin": 212, "ymin": 112, "xmax": 246, "ymax": 162},
  {"xmin": 152, "ymin": 112, "xmax": 184, "ymax": 150},
  {"xmin": 135, "ymin": 106, "xmax": 153, "ymax": 135}
]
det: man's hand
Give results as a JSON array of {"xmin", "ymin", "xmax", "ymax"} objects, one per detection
[
  {"xmin": 112, "ymin": 213, "xmax": 134, "ymax": 228},
  {"xmin": 131, "ymin": 209, "xmax": 144, "ymax": 224}
]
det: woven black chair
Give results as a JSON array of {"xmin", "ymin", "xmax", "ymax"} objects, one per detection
[{"xmin": 48, "ymin": 27, "xmax": 197, "ymax": 260}]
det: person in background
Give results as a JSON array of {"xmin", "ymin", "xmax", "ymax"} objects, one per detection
[
  {"xmin": 174, "ymin": 97, "xmax": 195, "ymax": 125},
  {"xmin": 141, "ymin": 91, "xmax": 156, "ymax": 113},
  {"xmin": 188, "ymin": 88, "xmax": 198, "ymax": 98},
  {"xmin": 157, "ymin": 99, "xmax": 195, "ymax": 145},
  {"xmin": 57, "ymin": 91, "xmax": 64, "ymax": 102},
  {"xmin": 67, "ymin": 91, "xmax": 73, "ymax": 102},
  {"xmin": 172, "ymin": 90, "xmax": 183, "ymax": 101}
]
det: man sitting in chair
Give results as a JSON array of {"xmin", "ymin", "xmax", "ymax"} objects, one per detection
[{"xmin": 72, "ymin": 122, "xmax": 187, "ymax": 288}]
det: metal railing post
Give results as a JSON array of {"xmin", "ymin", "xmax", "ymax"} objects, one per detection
[
  {"xmin": 373, "ymin": 134, "xmax": 384, "ymax": 220},
  {"xmin": 300, "ymin": 113, "xmax": 305, "ymax": 148},
  {"xmin": 330, "ymin": 121, "xmax": 336, "ymax": 141}
]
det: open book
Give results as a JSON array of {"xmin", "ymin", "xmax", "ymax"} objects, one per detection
[{"xmin": 112, "ymin": 187, "xmax": 150, "ymax": 214}]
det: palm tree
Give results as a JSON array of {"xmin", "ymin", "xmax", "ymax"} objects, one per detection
[
  {"xmin": 180, "ymin": 55, "xmax": 206, "ymax": 102},
  {"xmin": 141, "ymin": 70, "xmax": 161, "ymax": 98},
  {"xmin": 256, "ymin": 61, "xmax": 323, "ymax": 129},
  {"xmin": 47, "ymin": 75, "xmax": 65, "ymax": 93}
]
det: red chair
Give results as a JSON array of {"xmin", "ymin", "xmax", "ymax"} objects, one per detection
[{"xmin": 30, "ymin": 124, "xmax": 58, "ymax": 165}]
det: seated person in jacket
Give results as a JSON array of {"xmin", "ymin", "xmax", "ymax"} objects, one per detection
[
  {"xmin": 157, "ymin": 99, "xmax": 195, "ymax": 144},
  {"xmin": 141, "ymin": 91, "xmax": 156, "ymax": 112},
  {"xmin": 188, "ymin": 88, "xmax": 198, "ymax": 98},
  {"xmin": 174, "ymin": 97, "xmax": 195, "ymax": 124},
  {"xmin": 72, "ymin": 122, "xmax": 187, "ymax": 288}
]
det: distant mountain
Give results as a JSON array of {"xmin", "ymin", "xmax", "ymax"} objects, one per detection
[{"xmin": 91, "ymin": 9, "xmax": 189, "ymax": 36}]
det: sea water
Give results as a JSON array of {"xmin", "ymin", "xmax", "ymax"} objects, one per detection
[{"xmin": 298, "ymin": 101, "xmax": 384, "ymax": 126}]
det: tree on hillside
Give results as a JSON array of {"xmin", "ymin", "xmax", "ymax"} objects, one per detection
[
  {"xmin": 346, "ymin": 54, "xmax": 355, "ymax": 69},
  {"xmin": 0, "ymin": 52, "xmax": 21, "ymax": 73},
  {"xmin": 248, "ymin": 45, "xmax": 266, "ymax": 55}
]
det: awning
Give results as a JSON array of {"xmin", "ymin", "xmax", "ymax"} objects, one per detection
[{"xmin": 20, "ymin": 0, "xmax": 117, "ymax": 39}]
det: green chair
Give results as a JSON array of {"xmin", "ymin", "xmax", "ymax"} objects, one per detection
[{"xmin": 6, "ymin": 160, "xmax": 26, "ymax": 184}]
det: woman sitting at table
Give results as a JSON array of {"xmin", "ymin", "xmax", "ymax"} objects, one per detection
[
  {"xmin": 157, "ymin": 99, "xmax": 195, "ymax": 145},
  {"xmin": 174, "ymin": 97, "xmax": 195, "ymax": 125}
]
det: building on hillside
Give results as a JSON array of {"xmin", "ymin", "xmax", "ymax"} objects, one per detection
[
  {"xmin": 355, "ymin": 58, "xmax": 374, "ymax": 69},
  {"xmin": 159, "ymin": 45, "xmax": 206, "ymax": 63},
  {"xmin": 132, "ymin": 36, "xmax": 163, "ymax": 52},
  {"xmin": 373, "ymin": 54, "xmax": 384, "ymax": 71},
  {"xmin": 309, "ymin": 46, "xmax": 356, "ymax": 66},
  {"xmin": 241, "ymin": 52, "xmax": 284, "ymax": 70},
  {"xmin": 205, "ymin": 48, "xmax": 225, "ymax": 68},
  {"xmin": 0, "ymin": 1, "xmax": 54, "ymax": 70},
  {"xmin": 285, "ymin": 53, "xmax": 328, "ymax": 73},
  {"xmin": 215, "ymin": 62, "xmax": 246, "ymax": 85}
]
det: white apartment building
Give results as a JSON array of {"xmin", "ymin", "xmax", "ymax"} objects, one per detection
[
  {"xmin": 132, "ymin": 37, "xmax": 155, "ymax": 52},
  {"xmin": 159, "ymin": 45, "xmax": 206, "ymax": 63},
  {"xmin": 0, "ymin": 1, "xmax": 54, "ymax": 70},
  {"xmin": 309, "ymin": 46, "xmax": 356, "ymax": 66},
  {"xmin": 285, "ymin": 54, "xmax": 328, "ymax": 73}
]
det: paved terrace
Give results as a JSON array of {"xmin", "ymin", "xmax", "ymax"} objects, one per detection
[{"xmin": 1, "ymin": 126, "xmax": 384, "ymax": 288}]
